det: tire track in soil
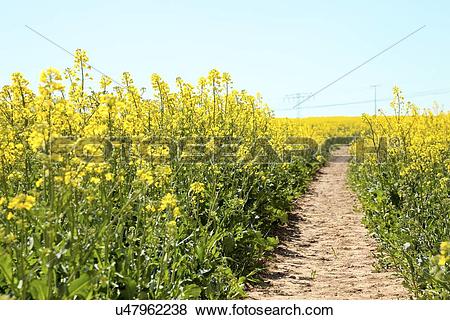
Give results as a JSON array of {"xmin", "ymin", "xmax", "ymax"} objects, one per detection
[{"xmin": 247, "ymin": 146, "xmax": 409, "ymax": 299}]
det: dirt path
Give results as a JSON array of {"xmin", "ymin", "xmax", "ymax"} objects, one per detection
[{"xmin": 248, "ymin": 147, "xmax": 409, "ymax": 299}]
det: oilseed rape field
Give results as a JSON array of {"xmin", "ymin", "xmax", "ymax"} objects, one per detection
[
  {"xmin": 0, "ymin": 50, "xmax": 357, "ymax": 299},
  {"xmin": 0, "ymin": 51, "xmax": 449, "ymax": 300},
  {"xmin": 350, "ymin": 87, "xmax": 450, "ymax": 299}
]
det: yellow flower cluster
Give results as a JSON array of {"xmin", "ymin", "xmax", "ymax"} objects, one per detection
[
  {"xmin": 272, "ymin": 116, "xmax": 364, "ymax": 145},
  {"xmin": 7, "ymin": 194, "xmax": 36, "ymax": 211},
  {"xmin": 159, "ymin": 193, "xmax": 177, "ymax": 211},
  {"xmin": 0, "ymin": 50, "xmax": 276, "ymax": 220},
  {"xmin": 438, "ymin": 242, "xmax": 450, "ymax": 267},
  {"xmin": 189, "ymin": 182, "xmax": 205, "ymax": 194},
  {"xmin": 354, "ymin": 86, "xmax": 450, "ymax": 298}
]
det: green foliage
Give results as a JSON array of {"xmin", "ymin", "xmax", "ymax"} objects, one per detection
[
  {"xmin": 350, "ymin": 100, "xmax": 450, "ymax": 299},
  {"xmin": 0, "ymin": 156, "xmax": 320, "ymax": 299}
]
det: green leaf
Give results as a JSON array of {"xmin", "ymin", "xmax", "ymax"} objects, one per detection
[
  {"xmin": 0, "ymin": 252, "xmax": 13, "ymax": 284},
  {"xmin": 68, "ymin": 273, "xmax": 91, "ymax": 299},
  {"xmin": 181, "ymin": 284, "xmax": 202, "ymax": 299},
  {"xmin": 121, "ymin": 277, "xmax": 137, "ymax": 299},
  {"xmin": 265, "ymin": 236, "xmax": 279, "ymax": 251},
  {"xmin": 30, "ymin": 278, "xmax": 49, "ymax": 300},
  {"xmin": 275, "ymin": 209, "xmax": 288, "ymax": 224},
  {"xmin": 223, "ymin": 235, "xmax": 235, "ymax": 255}
]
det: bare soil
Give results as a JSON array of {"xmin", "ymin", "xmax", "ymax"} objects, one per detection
[{"xmin": 247, "ymin": 147, "xmax": 409, "ymax": 299}]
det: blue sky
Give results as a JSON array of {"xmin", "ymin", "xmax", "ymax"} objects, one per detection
[{"xmin": 1, "ymin": 0, "xmax": 449, "ymax": 117}]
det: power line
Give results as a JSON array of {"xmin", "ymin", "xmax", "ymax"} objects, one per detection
[
  {"xmin": 278, "ymin": 87, "xmax": 450, "ymax": 110},
  {"xmin": 289, "ymin": 25, "xmax": 426, "ymax": 110},
  {"xmin": 300, "ymin": 98, "xmax": 390, "ymax": 109},
  {"xmin": 25, "ymin": 25, "xmax": 124, "ymax": 88}
]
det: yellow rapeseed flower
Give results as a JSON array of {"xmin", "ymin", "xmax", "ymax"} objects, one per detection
[
  {"xmin": 160, "ymin": 193, "xmax": 177, "ymax": 211},
  {"xmin": 7, "ymin": 194, "xmax": 36, "ymax": 211},
  {"xmin": 189, "ymin": 182, "xmax": 205, "ymax": 194},
  {"xmin": 145, "ymin": 203, "xmax": 158, "ymax": 213},
  {"xmin": 137, "ymin": 169, "xmax": 154, "ymax": 185},
  {"xmin": 438, "ymin": 255, "xmax": 448, "ymax": 266},
  {"xmin": 89, "ymin": 177, "xmax": 101, "ymax": 185},
  {"xmin": 172, "ymin": 206, "xmax": 181, "ymax": 218},
  {"xmin": 35, "ymin": 178, "xmax": 44, "ymax": 188}
]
